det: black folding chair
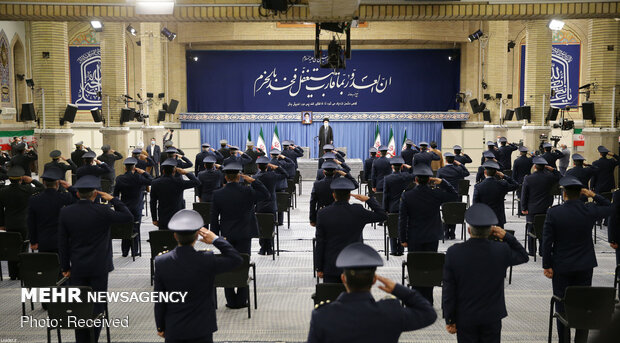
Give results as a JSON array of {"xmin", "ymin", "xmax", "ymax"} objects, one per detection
[
  {"xmin": 312, "ymin": 283, "xmax": 346, "ymax": 305},
  {"xmin": 110, "ymin": 222, "xmax": 140, "ymax": 261},
  {"xmin": 100, "ymin": 179, "xmax": 113, "ymax": 194},
  {"xmin": 18, "ymin": 253, "xmax": 68, "ymax": 315},
  {"xmin": 312, "ymin": 237, "xmax": 316, "ymax": 278},
  {"xmin": 527, "ymin": 214, "xmax": 546, "ymax": 262},
  {"xmin": 192, "ymin": 202, "xmax": 212, "ymax": 229},
  {"xmin": 548, "ymin": 286, "xmax": 616, "ymax": 343},
  {"xmin": 147, "ymin": 230, "xmax": 177, "ymax": 285},
  {"xmin": 256, "ymin": 213, "xmax": 278, "ymax": 260},
  {"xmin": 214, "ymin": 254, "xmax": 257, "ymax": 318},
  {"xmin": 614, "ymin": 264, "xmax": 619, "ymax": 301},
  {"xmin": 46, "ymin": 286, "xmax": 111, "ymax": 343},
  {"xmin": 372, "ymin": 192, "xmax": 383, "ymax": 227},
  {"xmin": 505, "ymin": 229, "xmax": 515, "ymax": 285},
  {"xmin": 440, "ymin": 202, "xmax": 467, "ymax": 241},
  {"xmin": 143, "ymin": 189, "xmax": 149, "ymax": 216},
  {"xmin": 402, "ymin": 252, "xmax": 445, "ymax": 304},
  {"xmin": 358, "ymin": 170, "xmax": 367, "ymax": 195},
  {"xmin": 295, "ymin": 170, "xmax": 302, "ymax": 195},
  {"xmin": 0, "ymin": 231, "xmax": 27, "ymax": 281},
  {"xmin": 457, "ymin": 179, "xmax": 470, "ymax": 206},
  {"xmin": 384, "ymin": 213, "xmax": 399, "ymax": 260},
  {"xmin": 276, "ymin": 192, "xmax": 291, "ymax": 229},
  {"xmin": 287, "ymin": 179, "xmax": 297, "ymax": 208}
]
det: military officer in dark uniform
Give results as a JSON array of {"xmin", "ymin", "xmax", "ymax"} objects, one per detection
[
  {"xmin": 541, "ymin": 143, "xmax": 564, "ymax": 169},
  {"xmin": 480, "ymin": 141, "xmax": 501, "ymax": 164},
  {"xmin": 316, "ymin": 152, "xmax": 353, "ymax": 182},
  {"xmin": 210, "ymin": 162, "xmax": 269, "ymax": 308},
  {"xmin": 222, "ymin": 146, "xmax": 252, "ymax": 166},
  {"xmin": 476, "ymin": 151, "xmax": 502, "ymax": 183},
  {"xmin": 521, "ymin": 156, "xmax": 562, "ymax": 255},
  {"xmin": 71, "ymin": 141, "xmax": 91, "ymax": 168},
  {"xmin": 317, "ymin": 144, "xmax": 346, "ymax": 169},
  {"xmin": 197, "ymin": 155, "xmax": 223, "ymax": 203},
  {"xmin": 497, "ymin": 137, "xmax": 518, "ymax": 171},
  {"xmin": 253, "ymin": 156, "xmax": 288, "ymax": 255},
  {"xmin": 565, "ymin": 154, "xmax": 598, "ymax": 190},
  {"xmin": 217, "ymin": 139, "xmax": 230, "ymax": 164},
  {"xmin": 453, "ymin": 145, "xmax": 473, "ymax": 165},
  {"xmin": 542, "ymin": 176, "xmax": 611, "ymax": 343},
  {"xmin": 512, "ymin": 146, "xmax": 532, "ymax": 185},
  {"xmin": 590, "ymin": 145, "xmax": 620, "ymax": 194},
  {"xmin": 382, "ymin": 157, "xmax": 414, "ymax": 255},
  {"xmin": 309, "ymin": 161, "xmax": 358, "ymax": 227},
  {"xmin": 371, "ymin": 145, "xmax": 391, "ymax": 192},
  {"xmin": 195, "ymin": 143, "xmax": 221, "ymax": 175},
  {"xmin": 412, "ymin": 141, "xmax": 440, "ymax": 168},
  {"xmin": 113, "ymin": 157, "xmax": 152, "ymax": 257},
  {"xmin": 9, "ymin": 142, "xmax": 37, "ymax": 175},
  {"xmin": 97, "ymin": 144, "xmax": 123, "ymax": 183},
  {"xmin": 308, "ymin": 243, "xmax": 437, "ymax": 343},
  {"xmin": 315, "ymin": 177, "xmax": 387, "ymax": 283},
  {"xmin": 76, "ymin": 151, "xmax": 113, "ymax": 180},
  {"xmin": 442, "ymin": 203, "xmax": 529, "ymax": 342},
  {"xmin": 473, "ymin": 160, "xmax": 519, "ymax": 228},
  {"xmin": 150, "ymin": 159, "xmax": 201, "ymax": 230},
  {"xmin": 399, "ymin": 164, "xmax": 457, "ymax": 303},
  {"xmin": 0, "ymin": 166, "xmax": 44, "ymax": 279},
  {"xmin": 154, "ymin": 210, "xmax": 242, "ymax": 343},
  {"xmin": 164, "ymin": 147, "xmax": 193, "ymax": 171},
  {"xmin": 44, "ymin": 150, "xmax": 77, "ymax": 180},
  {"xmin": 281, "ymin": 140, "xmax": 304, "ymax": 168},
  {"xmin": 269, "ymin": 149, "xmax": 294, "ymax": 225},
  {"xmin": 27, "ymin": 168, "xmax": 76, "ymax": 254},
  {"xmin": 58, "ymin": 175, "xmax": 133, "ymax": 343},
  {"xmin": 437, "ymin": 152, "xmax": 470, "ymax": 239},
  {"xmin": 132, "ymin": 148, "xmax": 156, "ymax": 172},
  {"xmin": 362, "ymin": 147, "xmax": 377, "ymax": 183},
  {"xmin": 242, "ymin": 141, "xmax": 264, "ymax": 175},
  {"xmin": 400, "ymin": 139, "xmax": 419, "ymax": 172}
]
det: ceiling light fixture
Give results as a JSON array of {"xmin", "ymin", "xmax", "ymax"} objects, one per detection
[
  {"xmin": 548, "ymin": 19, "xmax": 565, "ymax": 31},
  {"xmin": 90, "ymin": 20, "xmax": 103, "ymax": 32}
]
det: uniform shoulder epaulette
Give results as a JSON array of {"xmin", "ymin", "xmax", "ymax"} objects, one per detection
[
  {"xmin": 314, "ymin": 300, "xmax": 332, "ymax": 309},
  {"xmin": 157, "ymin": 250, "xmax": 170, "ymax": 256},
  {"xmin": 199, "ymin": 248, "xmax": 213, "ymax": 252},
  {"xmin": 382, "ymin": 294, "xmax": 397, "ymax": 300}
]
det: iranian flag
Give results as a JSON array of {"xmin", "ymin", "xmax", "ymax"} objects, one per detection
[
  {"xmin": 246, "ymin": 129, "xmax": 252, "ymax": 146},
  {"xmin": 401, "ymin": 128, "xmax": 408, "ymax": 151},
  {"xmin": 0, "ymin": 130, "xmax": 35, "ymax": 151},
  {"xmin": 387, "ymin": 127, "xmax": 396, "ymax": 158},
  {"xmin": 271, "ymin": 124, "xmax": 281, "ymax": 150},
  {"xmin": 373, "ymin": 124, "xmax": 381, "ymax": 148},
  {"xmin": 256, "ymin": 128, "xmax": 267, "ymax": 152}
]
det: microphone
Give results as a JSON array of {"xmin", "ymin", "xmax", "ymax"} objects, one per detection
[
  {"xmin": 123, "ymin": 94, "xmax": 133, "ymax": 100},
  {"xmin": 137, "ymin": 93, "xmax": 143, "ymax": 100}
]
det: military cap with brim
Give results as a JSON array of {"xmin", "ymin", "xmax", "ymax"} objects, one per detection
[
  {"xmin": 572, "ymin": 154, "xmax": 585, "ymax": 161},
  {"xmin": 519, "ymin": 146, "xmax": 529, "ymax": 152},
  {"xmin": 336, "ymin": 243, "xmax": 384, "ymax": 269},
  {"xmin": 465, "ymin": 203, "xmax": 498, "ymax": 227},
  {"xmin": 378, "ymin": 145, "xmax": 389, "ymax": 151},
  {"xmin": 123, "ymin": 157, "xmax": 138, "ymax": 165},
  {"xmin": 282, "ymin": 140, "xmax": 291, "ymax": 146},
  {"xmin": 405, "ymin": 139, "xmax": 414, "ymax": 145},
  {"xmin": 322, "ymin": 152, "xmax": 337, "ymax": 159},
  {"xmin": 419, "ymin": 141, "xmax": 429, "ymax": 146},
  {"xmin": 82, "ymin": 151, "xmax": 96, "ymax": 159},
  {"xmin": 203, "ymin": 155, "xmax": 217, "ymax": 163},
  {"xmin": 369, "ymin": 147, "xmax": 378, "ymax": 153},
  {"xmin": 486, "ymin": 141, "xmax": 496, "ymax": 146},
  {"xmin": 532, "ymin": 156, "xmax": 548, "ymax": 165},
  {"xmin": 482, "ymin": 160, "xmax": 501, "ymax": 170},
  {"xmin": 390, "ymin": 156, "xmax": 405, "ymax": 165},
  {"xmin": 542, "ymin": 142, "xmax": 552, "ymax": 148},
  {"xmin": 256, "ymin": 156, "xmax": 270, "ymax": 164},
  {"xmin": 330, "ymin": 177, "xmax": 356, "ymax": 190},
  {"xmin": 75, "ymin": 141, "xmax": 83, "ymax": 146},
  {"xmin": 7, "ymin": 166, "xmax": 25, "ymax": 178},
  {"xmin": 412, "ymin": 165, "xmax": 433, "ymax": 176},
  {"xmin": 132, "ymin": 148, "xmax": 143, "ymax": 154},
  {"xmin": 222, "ymin": 162, "xmax": 243, "ymax": 172},
  {"xmin": 321, "ymin": 161, "xmax": 339, "ymax": 170},
  {"xmin": 323, "ymin": 144, "xmax": 335, "ymax": 150},
  {"xmin": 246, "ymin": 141, "xmax": 254, "ymax": 146},
  {"xmin": 483, "ymin": 151, "xmax": 495, "ymax": 159},
  {"xmin": 41, "ymin": 168, "xmax": 62, "ymax": 181},
  {"xmin": 453, "ymin": 145, "xmax": 462, "ymax": 150},
  {"xmin": 559, "ymin": 176, "xmax": 583, "ymax": 188},
  {"xmin": 598, "ymin": 145, "xmax": 610, "ymax": 153},
  {"xmin": 499, "ymin": 137, "xmax": 508, "ymax": 143},
  {"xmin": 73, "ymin": 175, "xmax": 101, "ymax": 189},
  {"xmin": 229, "ymin": 146, "xmax": 239, "ymax": 151},
  {"xmin": 444, "ymin": 152, "xmax": 455, "ymax": 158},
  {"xmin": 161, "ymin": 158, "xmax": 178, "ymax": 167},
  {"xmin": 220, "ymin": 139, "xmax": 228, "ymax": 144},
  {"xmin": 165, "ymin": 147, "xmax": 178, "ymax": 154},
  {"xmin": 270, "ymin": 149, "xmax": 281, "ymax": 155},
  {"xmin": 168, "ymin": 209, "xmax": 204, "ymax": 232},
  {"xmin": 49, "ymin": 150, "xmax": 62, "ymax": 158},
  {"xmin": 201, "ymin": 143, "xmax": 210, "ymax": 148}
]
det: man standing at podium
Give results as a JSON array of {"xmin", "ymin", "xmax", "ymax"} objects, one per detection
[{"xmin": 318, "ymin": 118, "xmax": 333, "ymax": 157}]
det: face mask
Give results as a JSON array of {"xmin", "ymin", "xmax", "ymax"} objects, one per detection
[{"xmin": 151, "ymin": 141, "xmax": 155, "ymax": 145}]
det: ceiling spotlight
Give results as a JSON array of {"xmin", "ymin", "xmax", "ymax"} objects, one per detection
[
  {"xmin": 468, "ymin": 29, "xmax": 483, "ymax": 42},
  {"xmin": 548, "ymin": 19, "xmax": 565, "ymax": 31},
  {"xmin": 507, "ymin": 40, "xmax": 516, "ymax": 52},
  {"xmin": 448, "ymin": 52, "xmax": 459, "ymax": 61},
  {"xmin": 126, "ymin": 25, "xmax": 137, "ymax": 36},
  {"xmin": 192, "ymin": 56, "xmax": 198, "ymax": 62},
  {"xmin": 90, "ymin": 20, "xmax": 103, "ymax": 32},
  {"xmin": 161, "ymin": 27, "xmax": 176, "ymax": 41}
]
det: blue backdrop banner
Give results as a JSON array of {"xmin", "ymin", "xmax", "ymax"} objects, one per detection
[
  {"xmin": 186, "ymin": 49, "xmax": 460, "ymax": 112},
  {"xmin": 69, "ymin": 46, "xmax": 101, "ymax": 110}
]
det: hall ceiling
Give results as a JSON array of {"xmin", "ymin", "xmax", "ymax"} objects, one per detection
[{"xmin": 0, "ymin": 1, "xmax": 617, "ymax": 22}]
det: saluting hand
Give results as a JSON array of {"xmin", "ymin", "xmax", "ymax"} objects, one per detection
[
  {"xmin": 490, "ymin": 226, "xmax": 506, "ymax": 239},
  {"xmin": 241, "ymin": 174, "xmax": 255, "ymax": 183},
  {"xmin": 97, "ymin": 191, "xmax": 114, "ymax": 201},
  {"xmin": 59, "ymin": 180, "xmax": 70, "ymax": 189},
  {"xmin": 335, "ymin": 170, "xmax": 346, "ymax": 177},
  {"xmin": 198, "ymin": 228, "xmax": 217, "ymax": 244},
  {"xmin": 175, "ymin": 167, "xmax": 187, "ymax": 175},
  {"xmin": 375, "ymin": 275, "xmax": 396, "ymax": 294},
  {"xmin": 135, "ymin": 167, "xmax": 145, "ymax": 174},
  {"xmin": 351, "ymin": 194, "xmax": 370, "ymax": 202},
  {"xmin": 429, "ymin": 177, "xmax": 442, "ymax": 185},
  {"xmin": 21, "ymin": 175, "xmax": 33, "ymax": 183},
  {"xmin": 580, "ymin": 188, "xmax": 596, "ymax": 198},
  {"xmin": 267, "ymin": 163, "xmax": 278, "ymax": 170}
]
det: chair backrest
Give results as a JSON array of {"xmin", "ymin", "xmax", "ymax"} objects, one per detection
[
  {"xmin": 276, "ymin": 192, "xmax": 290, "ymax": 211},
  {"xmin": 287, "ymin": 179, "xmax": 296, "ymax": 194},
  {"xmin": 457, "ymin": 179, "xmax": 470, "ymax": 196},
  {"xmin": 18, "ymin": 253, "xmax": 61, "ymax": 288},
  {"xmin": 440, "ymin": 202, "xmax": 467, "ymax": 225},
  {"xmin": 550, "ymin": 183, "xmax": 561, "ymax": 196},
  {"xmin": 101, "ymin": 179, "xmax": 113, "ymax": 193},
  {"xmin": 214, "ymin": 253, "xmax": 250, "ymax": 288},
  {"xmin": 601, "ymin": 192, "xmax": 613, "ymax": 202},
  {"xmin": 47, "ymin": 286, "xmax": 96, "ymax": 328},
  {"xmin": 110, "ymin": 222, "xmax": 134, "ymax": 240},
  {"xmin": 192, "ymin": 202, "xmax": 212, "ymax": 225},
  {"xmin": 564, "ymin": 286, "xmax": 616, "ymax": 330},
  {"xmin": 294, "ymin": 170, "xmax": 301, "ymax": 183},
  {"xmin": 406, "ymin": 252, "xmax": 445, "ymax": 287},
  {"xmin": 386, "ymin": 213, "xmax": 399, "ymax": 238},
  {"xmin": 256, "ymin": 213, "xmax": 275, "ymax": 239},
  {"xmin": 373, "ymin": 192, "xmax": 383, "ymax": 205},
  {"xmin": 0, "ymin": 231, "xmax": 24, "ymax": 262},
  {"xmin": 358, "ymin": 170, "xmax": 366, "ymax": 183},
  {"xmin": 148, "ymin": 230, "xmax": 178, "ymax": 258},
  {"xmin": 533, "ymin": 214, "xmax": 546, "ymax": 239},
  {"xmin": 313, "ymin": 283, "xmax": 346, "ymax": 305},
  {"xmin": 503, "ymin": 170, "xmax": 513, "ymax": 178}
]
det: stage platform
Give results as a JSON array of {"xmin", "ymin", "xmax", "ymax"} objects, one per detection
[{"xmin": 297, "ymin": 158, "xmax": 363, "ymax": 180}]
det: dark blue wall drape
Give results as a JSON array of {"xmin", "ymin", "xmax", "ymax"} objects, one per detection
[{"xmin": 181, "ymin": 121, "xmax": 443, "ymax": 160}]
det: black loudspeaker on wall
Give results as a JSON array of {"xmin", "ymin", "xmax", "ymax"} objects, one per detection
[
  {"xmin": 167, "ymin": 99, "xmax": 179, "ymax": 114},
  {"xmin": 469, "ymin": 99, "xmax": 480, "ymax": 113},
  {"xmin": 157, "ymin": 110, "xmax": 166, "ymax": 123},
  {"xmin": 515, "ymin": 106, "xmax": 531, "ymax": 122},
  {"xmin": 60, "ymin": 104, "xmax": 78, "ymax": 125},
  {"xmin": 120, "ymin": 108, "xmax": 133, "ymax": 124},
  {"xmin": 482, "ymin": 109, "xmax": 491, "ymax": 122},
  {"xmin": 582, "ymin": 101, "xmax": 596, "ymax": 123},
  {"xmin": 91, "ymin": 108, "xmax": 103, "ymax": 123},
  {"xmin": 504, "ymin": 109, "xmax": 515, "ymax": 121},
  {"xmin": 546, "ymin": 107, "xmax": 559, "ymax": 122},
  {"xmin": 20, "ymin": 103, "xmax": 35, "ymax": 121}
]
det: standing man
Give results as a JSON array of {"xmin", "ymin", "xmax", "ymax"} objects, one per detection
[
  {"xmin": 480, "ymin": 141, "xmax": 501, "ymax": 164},
  {"xmin": 473, "ymin": 160, "xmax": 519, "ymax": 228},
  {"xmin": 521, "ymin": 157, "xmax": 562, "ymax": 256},
  {"xmin": 590, "ymin": 145, "xmax": 620, "ymax": 194},
  {"xmin": 76, "ymin": 151, "xmax": 113, "ymax": 181},
  {"xmin": 437, "ymin": 153, "xmax": 470, "ymax": 239},
  {"xmin": 243, "ymin": 141, "xmax": 265, "ymax": 175},
  {"xmin": 309, "ymin": 161, "xmax": 358, "ymax": 227},
  {"xmin": 150, "ymin": 159, "xmax": 201, "ymax": 231},
  {"xmin": 429, "ymin": 141, "xmax": 444, "ymax": 174},
  {"xmin": 210, "ymin": 162, "xmax": 269, "ymax": 308},
  {"xmin": 318, "ymin": 118, "xmax": 334, "ymax": 157},
  {"xmin": 44, "ymin": 150, "xmax": 77, "ymax": 180},
  {"xmin": 558, "ymin": 144, "xmax": 571, "ymax": 175},
  {"xmin": 382, "ymin": 157, "xmax": 414, "ymax": 255},
  {"xmin": 399, "ymin": 165, "xmax": 457, "ymax": 304},
  {"xmin": 453, "ymin": 145, "xmax": 472, "ymax": 165},
  {"xmin": 315, "ymin": 177, "xmax": 387, "ymax": 283},
  {"xmin": 412, "ymin": 142, "xmax": 441, "ymax": 168},
  {"xmin": 113, "ymin": 157, "xmax": 153, "ymax": 257},
  {"xmin": 400, "ymin": 139, "xmax": 419, "ymax": 170},
  {"xmin": 222, "ymin": 146, "xmax": 252, "ymax": 166},
  {"xmin": 194, "ymin": 143, "xmax": 211, "ymax": 175},
  {"xmin": 443, "ymin": 203, "xmax": 529, "ymax": 342},
  {"xmin": 217, "ymin": 139, "xmax": 230, "ymax": 164},
  {"xmin": 543, "ymin": 176, "xmax": 611, "ymax": 343},
  {"xmin": 363, "ymin": 147, "xmax": 378, "ymax": 183},
  {"xmin": 498, "ymin": 137, "xmax": 518, "ymax": 172},
  {"xmin": 565, "ymin": 154, "xmax": 598, "ymax": 190},
  {"xmin": 147, "ymin": 137, "xmax": 161, "ymax": 177},
  {"xmin": 97, "ymin": 145, "xmax": 123, "ymax": 183},
  {"xmin": 58, "ymin": 175, "xmax": 133, "ymax": 343},
  {"xmin": 154, "ymin": 210, "xmax": 242, "ymax": 343},
  {"xmin": 512, "ymin": 146, "xmax": 532, "ymax": 185},
  {"xmin": 9, "ymin": 142, "xmax": 37, "ymax": 176},
  {"xmin": 308, "ymin": 243, "xmax": 437, "ymax": 343},
  {"xmin": 254, "ymin": 156, "xmax": 288, "ymax": 255},
  {"xmin": 162, "ymin": 129, "xmax": 174, "ymax": 147},
  {"xmin": 281, "ymin": 140, "xmax": 304, "ymax": 168},
  {"xmin": 269, "ymin": 149, "xmax": 295, "ymax": 225},
  {"xmin": 71, "ymin": 141, "xmax": 91, "ymax": 168},
  {"xmin": 476, "ymin": 151, "xmax": 501, "ymax": 183},
  {"xmin": 197, "ymin": 155, "xmax": 223, "ymax": 203},
  {"xmin": 132, "ymin": 148, "xmax": 156, "ymax": 172},
  {"xmin": 371, "ymin": 145, "xmax": 391, "ymax": 192},
  {"xmin": 542, "ymin": 143, "xmax": 564, "ymax": 169}
]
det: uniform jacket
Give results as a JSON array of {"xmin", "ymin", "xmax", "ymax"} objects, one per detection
[
  {"xmin": 28, "ymin": 187, "xmax": 77, "ymax": 252},
  {"xmin": 270, "ymin": 156, "xmax": 294, "ymax": 190},
  {"xmin": 413, "ymin": 151, "xmax": 440, "ymax": 168},
  {"xmin": 362, "ymin": 157, "xmax": 375, "ymax": 181},
  {"xmin": 253, "ymin": 166, "xmax": 288, "ymax": 214},
  {"xmin": 97, "ymin": 151, "xmax": 124, "ymax": 181},
  {"xmin": 210, "ymin": 180, "xmax": 269, "ymax": 240},
  {"xmin": 282, "ymin": 146, "xmax": 304, "ymax": 167},
  {"xmin": 512, "ymin": 155, "xmax": 532, "ymax": 184},
  {"xmin": 401, "ymin": 147, "xmax": 419, "ymax": 167},
  {"xmin": 498, "ymin": 144, "xmax": 518, "ymax": 170},
  {"xmin": 223, "ymin": 153, "xmax": 252, "ymax": 166},
  {"xmin": 76, "ymin": 163, "xmax": 113, "ymax": 180},
  {"xmin": 309, "ymin": 174, "xmax": 358, "ymax": 223},
  {"xmin": 436, "ymin": 164, "xmax": 470, "ymax": 192},
  {"xmin": 150, "ymin": 173, "xmax": 201, "ymax": 230},
  {"xmin": 71, "ymin": 148, "xmax": 91, "ymax": 168},
  {"xmin": 565, "ymin": 165, "xmax": 598, "ymax": 190},
  {"xmin": 521, "ymin": 169, "xmax": 562, "ymax": 216},
  {"xmin": 44, "ymin": 159, "xmax": 77, "ymax": 180},
  {"xmin": 243, "ymin": 148, "xmax": 265, "ymax": 175},
  {"xmin": 382, "ymin": 171, "xmax": 416, "ymax": 213},
  {"xmin": 591, "ymin": 155, "xmax": 620, "ymax": 193},
  {"xmin": 371, "ymin": 156, "xmax": 391, "ymax": 190},
  {"xmin": 454, "ymin": 153, "xmax": 472, "ymax": 165},
  {"xmin": 0, "ymin": 181, "xmax": 44, "ymax": 233},
  {"xmin": 197, "ymin": 168, "xmax": 224, "ymax": 203},
  {"xmin": 473, "ymin": 176, "xmax": 519, "ymax": 226},
  {"xmin": 542, "ymin": 150, "xmax": 564, "ymax": 169},
  {"xmin": 217, "ymin": 147, "xmax": 230, "ymax": 164},
  {"xmin": 480, "ymin": 148, "xmax": 502, "ymax": 165},
  {"xmin": 113, "ymin": 171, "xmax": 153, "ymax": 213},
  {"xmin": 10, "ymin": 152, "xmax": 37, "ymax": 175}
]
